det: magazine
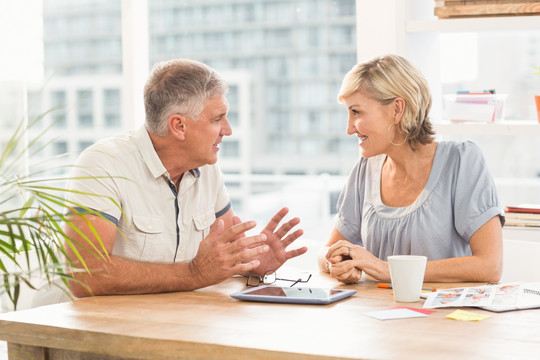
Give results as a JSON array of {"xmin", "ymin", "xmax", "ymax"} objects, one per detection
[{"xmin": 422, "ymin": 282, "xmax": 540, "ymax": 312}]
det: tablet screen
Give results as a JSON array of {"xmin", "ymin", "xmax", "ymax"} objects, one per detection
[
  {"xmin": 231, "ymin": 285, "xmax": 356, "ymax": 305},
  {"xmin": 248, "ymin": 286, "xmax": 343, "ymax": 298}
]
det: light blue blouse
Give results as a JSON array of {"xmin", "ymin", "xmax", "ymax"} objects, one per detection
[{"xmin": 334, "ymin": 141, "xmax": 504, "ymax": 261}]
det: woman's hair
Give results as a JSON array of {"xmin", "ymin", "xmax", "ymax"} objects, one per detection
[
  {"xmin": 338, "ymin": 54, "xmax": 435, "ymax": 148},
  {"xmin": 144, "ymin": 59, "xmax": 229, "ymax": 136}
]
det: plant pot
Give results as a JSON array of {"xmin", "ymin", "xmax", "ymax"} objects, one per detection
[{"xmin": 536, "ymin": 95, "xmax": 540, "ymax": 123}]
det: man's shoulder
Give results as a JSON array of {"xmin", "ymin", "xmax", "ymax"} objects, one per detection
[
  {"xmin": 77, "ymin": 130, "xmax": 138, "ymax": 167},
  {"xmin": 88, "ymin": 130, "xmax": 136, "ymax": 152}
]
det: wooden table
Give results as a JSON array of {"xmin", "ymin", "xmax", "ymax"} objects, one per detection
[{"xmin": 0, "ymin": 273, "xmax": 539, "ymax": 360}]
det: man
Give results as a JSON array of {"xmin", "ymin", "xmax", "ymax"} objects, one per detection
[{"xmin": 64, "ymin": 59, "xmax": 307, "ymax": 297}]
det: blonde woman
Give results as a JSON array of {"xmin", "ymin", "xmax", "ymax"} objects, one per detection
[{"xmin": 320, "ymin": 55, "xmax": 504, "ymax": 283}]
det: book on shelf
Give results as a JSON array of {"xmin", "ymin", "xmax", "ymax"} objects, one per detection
[
  {"xmin": 505, "ymin": 204, "xmax": 540, "ymax": 214},
  {"xmin": 504, "ymin": 204, "xmax": 540, "ymax": 228},
  {"xmin": 423, "ymin": 282, "xmax": 540, "ymax": 312}
]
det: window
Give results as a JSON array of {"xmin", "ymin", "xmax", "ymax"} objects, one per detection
[
  {"xmin": 77, "ymin": 90, "xmax": 93, "ymax": 128},
  {"xmin": 221, "ymin": 141, "xmax": 240, "ymax": 158},
  {"xmin": 52, "ymin": 141, "xmax": 68, "ymax": 156},
  {"xmin": 78, "ymin": 140, "xmax": 94, "ymax": 152},
  {"xmin": 50, "ymin": 91, "xmax": 67, "ymax": 128},
  {"xmin": 103, "ymin": 88, "xmax": 121, "ymax": 128},
  {"xmin": 2, "ymin": 0, "xmax": 358, "ymax": 240}
]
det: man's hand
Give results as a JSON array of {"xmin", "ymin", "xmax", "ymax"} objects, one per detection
[
  {"xmin": 189, "ymin": 219, "xmax": 269, "ymax": 287},
  {"xmin": 251, "ymin": 207, "xmax": 307, "ymax": 277}
]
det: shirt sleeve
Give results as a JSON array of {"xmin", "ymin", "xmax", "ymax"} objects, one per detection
[
  {"xmin": 452, "ymin": 141, "xmax": 505, "ymax": 241},
  {"xmin": 65, "ymin": 146, "xmax": 123, "ymax": 222},
  {"xmin": 334, "ymin": 158, "xmax": 367, "ymax": 246},
  {"xmin": 212, "ymin": 164, "xmax": 231, "ymax": 217}
]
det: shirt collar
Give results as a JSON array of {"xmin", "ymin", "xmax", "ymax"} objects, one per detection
[{"xmin": 134, "ymin": 126, "xmax": 201, "ymax": 180}]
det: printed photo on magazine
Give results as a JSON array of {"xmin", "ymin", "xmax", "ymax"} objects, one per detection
[{"xmin": 422, "ymin": 282, "xmax": 540, "ymax": 312}]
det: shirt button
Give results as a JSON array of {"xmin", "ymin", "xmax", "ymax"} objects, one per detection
[{"xmin": 147, "ymin": 224, "xmax": 153, "ymax": 230}]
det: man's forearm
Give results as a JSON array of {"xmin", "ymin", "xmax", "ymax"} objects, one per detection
[{"xmin": 68, "ymin": 255, "xmax": 206, "ymax": 297}]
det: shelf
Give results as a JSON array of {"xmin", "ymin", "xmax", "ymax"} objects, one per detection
[
  {"xmin": 434, "ymin": 121, "xmax": 540, "ymax": 136},
  {"xmin": 407, "ymin": 15, "xmax": 540, "ymax": 33}
]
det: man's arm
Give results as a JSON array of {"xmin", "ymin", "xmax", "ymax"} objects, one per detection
[{"xmin": 65, "ymin": 214, "xmax": 269, "ymax": 297}]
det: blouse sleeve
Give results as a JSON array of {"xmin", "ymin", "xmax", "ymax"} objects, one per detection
[
  {"xmin": 334, "ymin": 158, "xmax": 368, "ymax": 246},
  {"xmin": 452, "ymin": 141, "xmax": 505, "ymax": 241}
]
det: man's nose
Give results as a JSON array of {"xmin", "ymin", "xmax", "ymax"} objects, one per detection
[{"xmin": 221, "ymin": 117, "xmax": 232, "ymax": 136}]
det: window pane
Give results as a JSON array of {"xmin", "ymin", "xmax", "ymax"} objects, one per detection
[
  {"xmin": 50, "ymin": 91, "xmax": 67, "ymax": 128},
  {"xmin": 77, "ymin": 90, "xmax": 93, "ymax": 128}
]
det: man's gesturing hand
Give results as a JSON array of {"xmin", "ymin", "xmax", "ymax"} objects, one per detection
[
  {"xmin": 189, "ymin": 219, "xmax": 269, "ymax": 287},
  {"xmin": 251, "ymin": 207, "xmax": 307, "ymax": 277}
]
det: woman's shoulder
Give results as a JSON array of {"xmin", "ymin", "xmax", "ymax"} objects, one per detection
[{"xmin": 437, "ymin": 140, "xmax": 484, "ymax": 162}]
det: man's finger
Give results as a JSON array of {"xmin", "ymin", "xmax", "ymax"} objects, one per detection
[
  {"xmin": 206, "ymin": 219, "xmax": 225, "ymax": 242},
  {"xmin": 229, "ymin": 233, "xmax": 267, "ymax": 253},
  {"xmin": 235, "ymin": 244, "xmax": 270, "ymax": 263},
  {"xmin": 262, "ymin": 207, "xmax": 289, "ymax": 233},
  {"xmin": 218, "ymin": 220, "xmax": 257, "ymax": 243},
  {"xmin": 273, "ymin": 217, "xmax": 301, "ymax": 239},
  {"xmin": 232, "ymin": 216, "xmax": 246, "ymax": 239},
  {"xmin": 232, "ymin": 260, "xmax": 261, "ymax": 275},
  {"xmin": 280, "ymin": 229, "xmax": 304, "ymax": 248},
  {"xmin": 284, "ymin": 246, "xmax": 308, "ymax": 260}
]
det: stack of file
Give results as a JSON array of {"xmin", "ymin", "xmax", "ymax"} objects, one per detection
[{"xmin": 504, "ymin": 204, "xmax": 540, "ymax": 228}]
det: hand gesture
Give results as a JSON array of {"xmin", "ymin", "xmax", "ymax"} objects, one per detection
[
  {"xmin": 251, "ymin": 207, "xmax": 307, "ymax": 277},
  {"xmin": 189, "ymin": 219, "xmax": 269, "ymax": 287}
]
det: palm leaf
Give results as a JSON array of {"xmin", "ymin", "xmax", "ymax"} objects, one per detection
[{"xmin": 0, "ymin": 101, "xmax": 123, "ymax": 310}]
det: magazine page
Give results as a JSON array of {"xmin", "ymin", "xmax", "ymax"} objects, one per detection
[
  {"xmin": 423, "ymin": 285, "xmax": 496, "ymax": 309},
  {"xmin": 423, "ymin": 282, "xmax": 540, "ymax": 312},
  {"xmin": 481, "ymin": 282, "xmax": 540, "ymax": 312}
]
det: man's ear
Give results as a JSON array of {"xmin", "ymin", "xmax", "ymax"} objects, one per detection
[
  {"xmin": 168, "ymin": 114, "xmax": 187, "ymax": 141},
  {"xmin": 393, "ymin": 97, "xmax": 406, "ymax": 123}
]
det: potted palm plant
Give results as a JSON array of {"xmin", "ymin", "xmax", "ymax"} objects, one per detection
[{"xmin": 0, "ymin": 105, "xmax": 111, "ymax": 311}]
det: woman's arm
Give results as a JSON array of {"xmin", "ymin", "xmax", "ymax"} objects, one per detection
[
  {"xmin": 423, "ymin": 216, "xmax": 503, "ymax": 282},
  {"xmin": 326, "ymin": 216, "xmax": 503, "ymax": 283}
]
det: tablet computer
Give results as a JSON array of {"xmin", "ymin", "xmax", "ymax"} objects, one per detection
[{"xmin": 230, "ymin": 285, "xmax": 356, "ymax": 305}]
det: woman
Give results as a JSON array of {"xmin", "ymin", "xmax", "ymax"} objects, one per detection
[{"xmin": 320, "ymin": 54, "xmax": 504, "ymax": 283}]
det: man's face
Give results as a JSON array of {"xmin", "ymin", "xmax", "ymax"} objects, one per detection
[{"xmin": 185, "ymin": 95, "xmax": 232, "ymax": 166}]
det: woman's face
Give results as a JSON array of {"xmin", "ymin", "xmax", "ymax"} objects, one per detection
[{"xmin": 343, "ymin": 90, "xmax": 397, "ymax": 158}]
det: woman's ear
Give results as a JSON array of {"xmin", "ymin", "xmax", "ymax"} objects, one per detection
[
  {"xmin": 394, "ymin": 97, "xmax": 406, "ymax": 123},
  {"xmin": 168, "ymin": 114, "xmax": 187, "ymax": 140}
]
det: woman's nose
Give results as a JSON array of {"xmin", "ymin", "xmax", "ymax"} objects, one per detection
[{"xmin": 346, "ymin": 117, "xmax": 357, "ymax": 135}]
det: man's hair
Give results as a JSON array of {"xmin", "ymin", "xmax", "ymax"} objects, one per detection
[
  {"xmin": 338, "ymin": 54, "xmax": 435, "ymax": 148},
  {"xmin": 144, "ymin": 59, "xmax": 229, "ymax": 136}
]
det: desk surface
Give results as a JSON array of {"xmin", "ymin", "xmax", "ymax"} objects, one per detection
[{"xmin": 0, "ymin": 273, "xmax": 539, "ymax": 360}]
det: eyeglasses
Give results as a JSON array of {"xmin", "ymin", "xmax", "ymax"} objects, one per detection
[{"xmin": 246, "ymin": 270, "xmax": 312, "ymax": 288}]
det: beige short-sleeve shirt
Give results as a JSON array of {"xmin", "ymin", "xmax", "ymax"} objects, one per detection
[{"xmin": 66, "ymin": 126, "xmax": 231, "ymax": 263}]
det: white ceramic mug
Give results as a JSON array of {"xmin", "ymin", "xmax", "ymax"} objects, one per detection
[{"xmin": 388, "ymin": 255, "xmax": 427, "ymax": 302}]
